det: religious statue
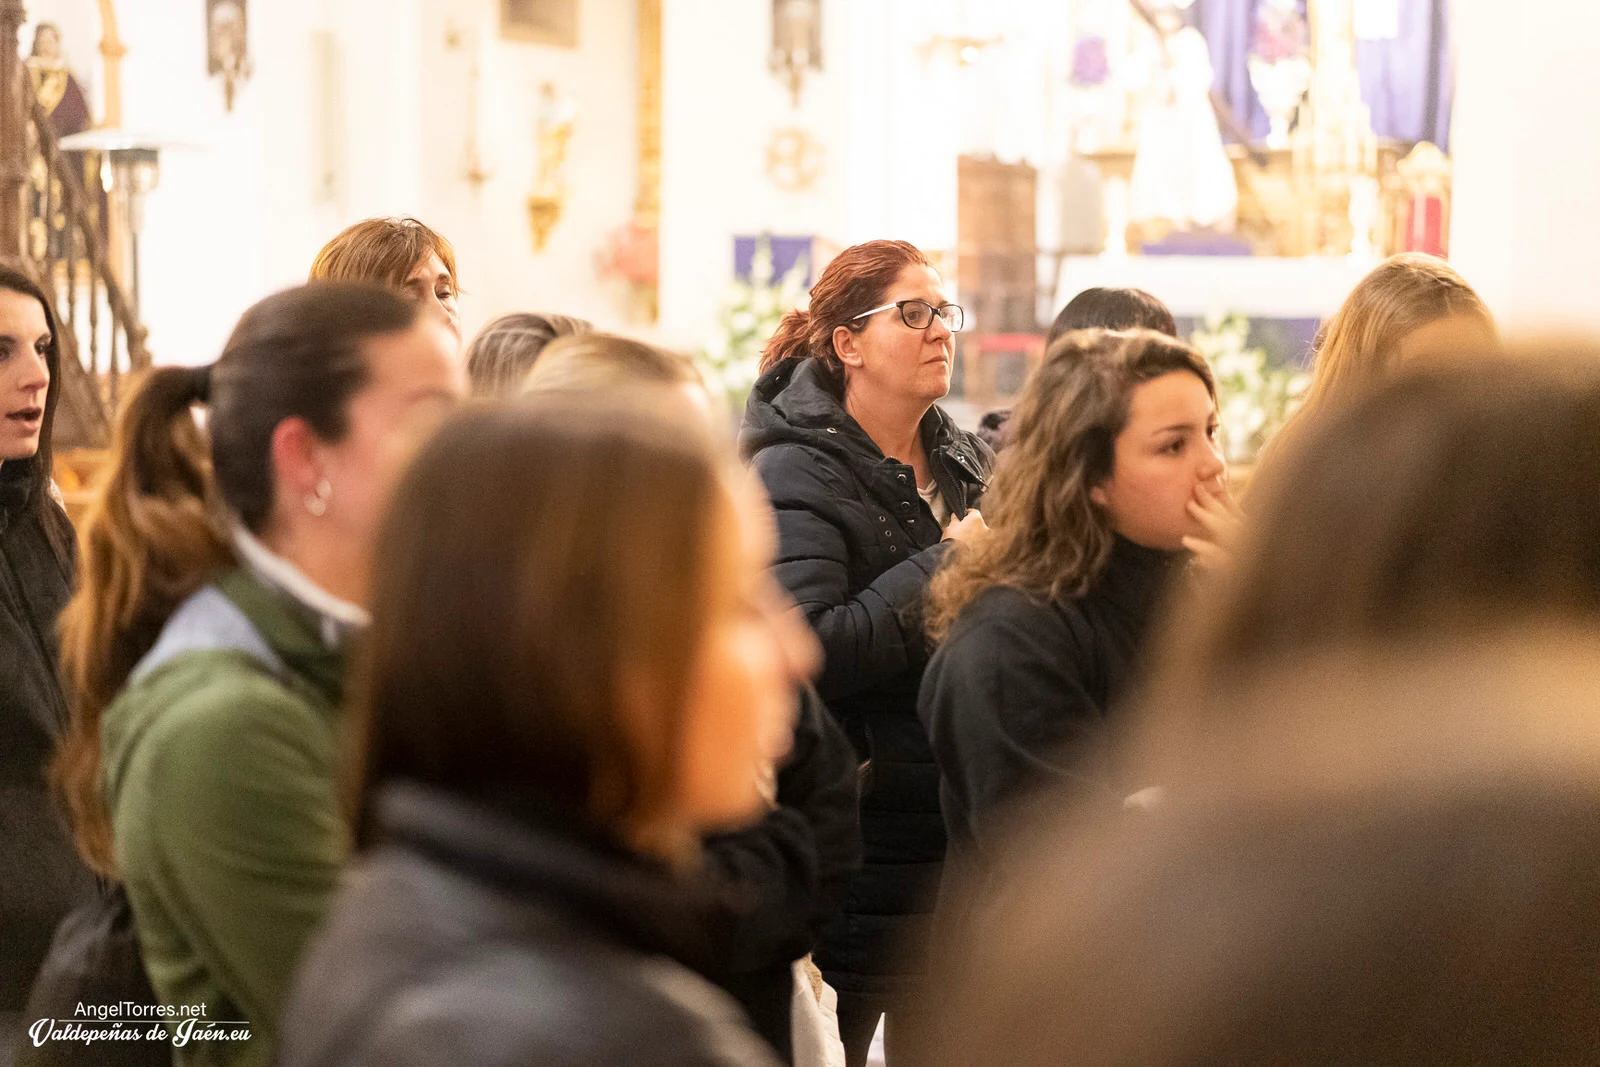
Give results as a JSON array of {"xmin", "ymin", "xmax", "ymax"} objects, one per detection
[
  {"xmin": 1126, "ymin": 0, "xmax": 1238, "ymax": 232},
  {"xmin": 527, "ymin": 82, "xmax": 576, "ymax": 251},
  {"xmin": 770, "ymin": 0, "xmax": 821, "ymax": 107},
  {"xmin": 26, "ymin": 23, "xmax": 90, "ymax": 139},
  {"xmin": 207, "ymin": 0, "xmax": 252, "ymax": 112}
]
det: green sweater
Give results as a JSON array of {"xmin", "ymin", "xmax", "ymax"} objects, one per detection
[{"xmin": 101, "ymin": 568, "xmax": 348, "ymax": 1067}]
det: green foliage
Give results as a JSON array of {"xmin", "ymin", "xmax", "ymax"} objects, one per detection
[
  {"xmin": 1189, "ymin": 312, "xmax": 1311, "ymax": 463},
  {"xmin": 697, "ymin": 235, "xmax": 812, "ymax": 415}
]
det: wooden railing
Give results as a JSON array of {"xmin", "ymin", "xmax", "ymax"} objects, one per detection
[{"xmin": 0, "ymin": 0, "xmax": 150, "ymax": 448}]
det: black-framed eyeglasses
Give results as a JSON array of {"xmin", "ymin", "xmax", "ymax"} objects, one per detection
[{"xmin": 852, "ymin": 299, "xmax": 965, "ymax": 333}]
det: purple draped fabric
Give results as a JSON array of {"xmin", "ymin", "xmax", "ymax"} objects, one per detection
[
  {"xmin": 1190, "ymin": 0, "xmax": 1452, "ymax": 150},
  {"xmin": 1355, "ymin": 0, "xmax": 1453, "ymax": 151},
  {"xmin": 1190, "ymin": 0, "xmax": 1273, "ymax": 142}
]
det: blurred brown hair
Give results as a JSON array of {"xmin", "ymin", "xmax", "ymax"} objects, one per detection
[
  {"xmin": 350, "ymin": 391, "xmax": 732, "ymax": 857},
  {"xmin": 926, "ymin": 329, "xmax": 1214, "ymax": 642},
  {"xmin": 1145, "ymin": 347, "xmax": 1600, "ymax": 721},
  {"xmin": 930, "ymin": 628, "xmax": 1600, "ymax": 1065}
]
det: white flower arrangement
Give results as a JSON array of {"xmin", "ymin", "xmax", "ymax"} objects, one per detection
[
  {"xmin": 698, "ymin": 235, "xmax": 812, "ymax": 415},
  {"xmin": 1188, "ymin": 311, "xmax": 1311, "ymax": 463}
]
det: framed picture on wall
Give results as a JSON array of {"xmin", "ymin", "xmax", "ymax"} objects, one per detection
[{"xmin": 500, "ymin": 0, "xmax": 578, "ymax": 48}]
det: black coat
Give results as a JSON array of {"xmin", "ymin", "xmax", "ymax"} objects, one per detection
[
  {"xmin": 702, "ymin": 688, "xmax": 861, "ymax": 1063},
  {"xmin": 920, "ymin": 537, "xmax": 1184, "ymax": 902},
  {"xmin": 0, "ymin": 464, "xmax": 95, "ymax": 1011},
  {"xmin": 279, "ymin": 783, "xmax": 781, "ymax": 1067},
  {"xmin": 740, "ymin": 357, "xmax": 992, "ymax": 997}
]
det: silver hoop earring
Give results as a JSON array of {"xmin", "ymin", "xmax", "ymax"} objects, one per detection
[{"xmin": 305, "ymin": 479, "xmax": 331, "ymax": 517}]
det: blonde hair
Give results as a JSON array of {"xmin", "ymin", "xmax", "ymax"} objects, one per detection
[
  {"xmin": 1265, "ymin": 254, "xmax": 1492, "ymax": 464},
  {"xmin": 520, "ymin": 333, "xmax": 703, "ymax": 395},
  {"xmin": 466, "ymin": 312, "xmax": 593, "ymax": 398}
]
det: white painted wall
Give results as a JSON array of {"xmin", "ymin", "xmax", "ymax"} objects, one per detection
[
  {"xmin": 418, "ymin": 0, "xmax": 638, "ymax": 339},
  {"xmin": 1450, "ymin": 0, "xmax": 1600, "ymax": 337},
  {"xmin": 657, "ymin": 0, "xmax": 850, "ymax": 350},
  {"xmin": 657, "ymin": 0, "xmax": 1074, "ymax": 352},
  {"xmin": 80, "ymin": 0, "xmax": 636, "ymax": 367}
]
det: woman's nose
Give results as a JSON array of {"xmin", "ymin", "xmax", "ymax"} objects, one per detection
[{"xmin": 19, "ymin": 345, "xmax": 49, "ymax": 395}]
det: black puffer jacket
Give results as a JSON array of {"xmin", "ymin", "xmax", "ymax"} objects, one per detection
[
  {"xmin": 740, "ymin": 356, "xmax": 992, "ymax": 997},
  {"xmin": 279, "ymin": 783, "xmax": 781, "ymax": 1067},
  {"xmin": 703, "ymin": 688, "xmax": 860, "ymax": 1062},
  {"xmin": 920, "ymin": 537, "xmax": 1185, "ymax": 908},
  {"xmin": 0, "ymin": 459, "xmax": 95, "ymax": 1012}
]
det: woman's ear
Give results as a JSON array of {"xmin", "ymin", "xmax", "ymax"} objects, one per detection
[
  {"xmin": 1090, "ymin": 481, "xmax": 1110, "ymax": 509},
  {"xmin": 269, "ymin": 417, "xmax": 324, "ymax": 508},
  {"xmin": 833, "ymin": 325, "xmax": 864, "ymax": 369}
]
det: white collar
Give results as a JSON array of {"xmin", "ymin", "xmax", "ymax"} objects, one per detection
[{"xmin": 231, "ymin": 524, "xmax": 370, "ymax": 646}]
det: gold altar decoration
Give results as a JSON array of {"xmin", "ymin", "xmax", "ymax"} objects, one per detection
[
  {"xmin": 764, "ymin": 127, "xmax": 824, "ymax": 192},
  {"xmin": 1385, "ymin": 140, "xmax": 1451, "ymax": 257},
  {"xmin": 623, "ymin": 0, "xmax": 660, "ymax": 322},
  {"xmin": 1080, "ymin": 0, "xmax": 1447, "ymax": 259},
  {"xmin": 526, "ymin": 81, "xmax": 573, "ymax": 252},
  {"xmin": 1288, "ymin": 0, "xmax": 1377, "ymax": 256}
]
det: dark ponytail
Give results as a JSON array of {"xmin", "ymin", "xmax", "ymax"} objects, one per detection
[{"xmin": 56, "ymin": 282, "xmax": 417, "ymax": 874}]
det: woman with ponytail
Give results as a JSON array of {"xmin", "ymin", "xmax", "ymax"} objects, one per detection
[
  {"xmin": 54, "ymin": 283, "xmax": 463, "ymax": 1066},
  {"xmin": 0, "ymin": 267, "xmax": 96, "ymax": 1051},
  {"xmin": 739, "ymin": 240, "xmax": 993, "ymax": 1066}
]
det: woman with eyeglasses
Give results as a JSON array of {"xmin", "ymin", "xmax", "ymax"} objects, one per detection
[{"xmin": 740, "ymin": 239, "xmax": 993, "ymax": 1067}]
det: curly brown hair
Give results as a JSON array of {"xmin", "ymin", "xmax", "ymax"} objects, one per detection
[{"xmin": 925, "ymin": 329, "xmax": 1215, "ymax": 642}]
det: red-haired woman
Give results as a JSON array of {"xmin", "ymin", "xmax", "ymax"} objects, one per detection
[{"xmin": 740, "ymin": 239, "xmax": 993, "ymax": 1065}]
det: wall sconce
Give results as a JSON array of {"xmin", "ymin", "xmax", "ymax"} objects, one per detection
[
  {"xmin": 770, "ymin": 0, "xmax": 821, "ymax": 108},
  {"xmin": 527, "ymin": 82, "xmax": 575, "ymax": 252},
  {"xmin": 206, "ymin": 0, "xmax": 252, "ymax": 112}
]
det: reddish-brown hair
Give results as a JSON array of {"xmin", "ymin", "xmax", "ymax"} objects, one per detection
[{"xmin": 759, "ymin": 239, "xmax": 931, "ymax": 394}]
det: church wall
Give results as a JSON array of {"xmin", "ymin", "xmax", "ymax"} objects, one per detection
[
  {"xmin": 114, "ymin": 0, "xmax": 425, "ymax": 366},
  {"xmin": 1451, "ymin": 0, "xmax": 1600, "ymax": 337},
  {"xmin": 99, "ymin": 0, "xmax": 638, "ymax": 366},
  {"xmin": 416, "ymin": 0, "xmax": 640, "ymax": 340}
]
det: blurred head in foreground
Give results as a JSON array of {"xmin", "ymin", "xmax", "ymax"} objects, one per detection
[
  {"xmin": 1146, "ymin": 346, "xmax": 1600, "ymax": 732},
  {"xmin": 465, "ymin": 311, "xmax": 593, "ymax": 398},
  {"xmin": 352, "ymin": 390, "xmax": 818, "ymax": 861},
  {"xmin": 930, "ymin": 627, "xmax": 1600, "ymax": 1065}
]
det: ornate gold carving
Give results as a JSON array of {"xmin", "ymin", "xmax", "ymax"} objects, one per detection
[
  {"xmin": 631, "ymin": 0, "xmax": 661, "ymax": 321},
  {"xmin": 764, "ymin": 127, "xmax": 824, "ymax": 192}
]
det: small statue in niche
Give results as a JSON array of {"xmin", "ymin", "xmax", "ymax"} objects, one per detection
[
  {"xmin": 207, "ymin": 0, "xmax": 252, "ymax": 112},
  {"xmin": 24, "ymin": 23, "xmax": 93, "ymax": 261},
  {"xmin": 1126, "ymin": 0, "xmax": 1238, "ymax": 233},
  {"xmin": 770, "ymin": 0, "xmax": 821, "ymax": 107},
  {"xmin": 527, "ymin": 82, "xmax": 575, "ymax": 251},
  {"xmin": 26, "ymin": 23, "xmax": 90, "ymax": 139}
]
